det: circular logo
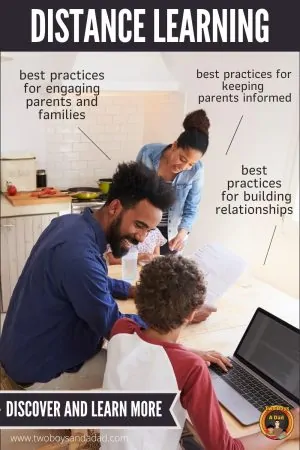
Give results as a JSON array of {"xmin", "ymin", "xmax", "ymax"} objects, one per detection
[{"xmin": 259, "ymin": 405, "xmax": 294, "ymax": 440}]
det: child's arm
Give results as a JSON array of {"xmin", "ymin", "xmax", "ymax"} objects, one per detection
[
  {"xmin": 182, "ymin": 360, "xmax": 298, "ymax": 450},
  {"xmin": 153, "ymin": 245, "xmax": 160, "ymax": 256},
  {"xmin": 106, "ymin": 252, "xmax": 121, "ymax": 265}
]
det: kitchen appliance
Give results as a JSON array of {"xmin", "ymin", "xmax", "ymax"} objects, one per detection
[
  {"xmin": 68, "ymin": 187, "xmax": 107, "ymax": 214},
  {"xmin": 1, "ymin": 154, "xmax": 36, "ymax": 192},
  {"xmin": 36, "ymin": 169, "xmax": 47, "ymax": 188},
  {"xmin": 98, "ymin": 178, "xmax": 112, "ymax": 194},
  {"xmin": 71, "ymin": 197, "xmax": 107, "ymax": 214}
]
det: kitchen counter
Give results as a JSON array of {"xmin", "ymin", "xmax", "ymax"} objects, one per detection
[
  {"xmin": 1, "ymin": 194, "xmax": 72, "ymax": 312},
  {"xmin": 1, "ymin": 194, "xmax": 72, "ymax": 217}
]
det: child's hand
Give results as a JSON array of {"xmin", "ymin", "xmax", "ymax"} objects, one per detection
[
  {"xmin": 138, "ymin": 253, "xmax": 154, "ymax": 265},
  {"xmin": 197, "ymin": 350, "xmax": 233, "ymax": 372},
  {"xmin": 187, "ymin": 346, "xmax": 232, "ymax": 372}
]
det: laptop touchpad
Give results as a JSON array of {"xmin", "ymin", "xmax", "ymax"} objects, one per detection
[{"xmin": 211, "ymin": 377, "xmax": 260, "ymax": 426}]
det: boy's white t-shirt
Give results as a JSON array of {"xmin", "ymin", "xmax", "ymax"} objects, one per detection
[
  {"xmin": 101, "ymin": 329, "xmax": 185, "ymax": 450},
  {"xmin": 101, "ymin": 319, "xmax": 244, "ymax": 450}
]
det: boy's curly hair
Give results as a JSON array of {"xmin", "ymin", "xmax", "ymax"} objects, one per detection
[{"xmin": 135, "ymin": 255, "xmax": 207, "ymax": 333}]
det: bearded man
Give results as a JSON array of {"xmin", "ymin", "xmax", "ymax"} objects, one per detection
[
  {"xmin": 0, "ymin": 161, "xmax": 219, "ymax": 391},
  {"xmin": 0, "ymin": 162, "xmax": 175, "ymax": 389}
]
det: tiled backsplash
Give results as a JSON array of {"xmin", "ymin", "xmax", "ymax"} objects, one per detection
[{"xmin": 45, "ymin": 92, "xmax": 185, "ymax": 189}]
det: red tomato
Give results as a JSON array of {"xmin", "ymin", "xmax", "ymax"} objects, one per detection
[{"xmin": 6, "ymin": 182, "xmax": 17, "ymax": 196}]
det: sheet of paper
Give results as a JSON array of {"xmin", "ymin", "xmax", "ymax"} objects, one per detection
[{"xmin": 188, "ymin": 242, "xmax": 248, "ymax": 306}]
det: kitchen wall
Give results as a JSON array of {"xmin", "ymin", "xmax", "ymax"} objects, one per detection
[
  {"xmin": 1, "ymin": 53, "xmax": 185, "ymax": 190},
  {"xmin": 45, "ymin": 92, "xmax": 184, "ymax": 189}
]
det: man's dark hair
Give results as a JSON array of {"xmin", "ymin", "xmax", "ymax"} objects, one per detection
[
  {"xmin": 135, "ymin": 255, "xmax": 207, "ymax": 333},
  {"xmin": 106, "ymin": 161, "xmax": 175, "ymax": 210}
]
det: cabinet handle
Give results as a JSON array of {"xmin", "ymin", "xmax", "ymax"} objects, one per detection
[{"xmin": 0, "ymin": 224, "xmax": 15, "ymax": 228}]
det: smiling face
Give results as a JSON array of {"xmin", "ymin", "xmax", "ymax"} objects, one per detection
[
  {"xmin": 167, "ymin": 143, "xmax": 203, "ymax": 174},
  {"xmin": 107, "ymin": 199, "xmax": 162, "ymax": 258}
]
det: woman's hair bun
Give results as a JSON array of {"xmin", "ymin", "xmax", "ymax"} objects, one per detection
[{"xmin": 183, "ymin": 109, "xmax": 210, "ymax": 135}]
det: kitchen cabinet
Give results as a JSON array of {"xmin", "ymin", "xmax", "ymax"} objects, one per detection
[{"xmin": 0, "ymin": 213, "xmax": 57, "ymax": 312}]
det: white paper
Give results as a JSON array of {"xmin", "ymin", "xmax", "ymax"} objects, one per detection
[{"xmin": 188, "ymin": 242, "xmax": 247, "ymax": 306}]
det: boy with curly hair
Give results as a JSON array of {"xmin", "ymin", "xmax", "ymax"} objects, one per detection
[{"xmin": 102, "ymin": 256, "xmax": 299, "ymax": 450}]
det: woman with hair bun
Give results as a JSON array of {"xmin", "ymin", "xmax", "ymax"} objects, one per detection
[{"xmin": 136, "ymin": 109, "xmax": 210, "ymax": 255}]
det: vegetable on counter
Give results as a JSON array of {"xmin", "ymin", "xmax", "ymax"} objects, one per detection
[
  {"xmin": 6, "ymin": 181, "xmax": 17, "ymax": 196},
  {"xmin": 31, "ymin": 187, "xmax": 58, "ymax": 197}
]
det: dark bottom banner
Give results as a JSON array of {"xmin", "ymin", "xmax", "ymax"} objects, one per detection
[{"xmin": 0, "ymin": 391, "xmax": 179, "ymax": 428}]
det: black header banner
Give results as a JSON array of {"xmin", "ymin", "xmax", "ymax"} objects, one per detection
[
  {"xmin": 0, "ymin": 0, "xmax": 299, "ymax": 51},
  {"xmin": 0, "ymin": 392, "xmax": 179, "ymax": 428}
]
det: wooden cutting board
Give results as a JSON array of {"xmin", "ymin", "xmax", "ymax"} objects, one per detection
[{"xmin": 4, "ymin": 190, "xmax": 71, "ymax": 206}]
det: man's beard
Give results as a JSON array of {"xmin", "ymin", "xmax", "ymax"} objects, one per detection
[{"xmin": 107, "ymin": 214, "xmax": 139, "ymax": 258}]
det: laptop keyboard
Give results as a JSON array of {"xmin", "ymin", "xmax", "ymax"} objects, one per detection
[{"xmin": 210, "ymin": 359, "xmax": 294, "ymax": 412}]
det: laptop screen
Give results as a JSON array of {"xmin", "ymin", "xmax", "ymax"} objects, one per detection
[{"xmin": 234, "ymin": 309, "xmax": 300, "ymax": 404}]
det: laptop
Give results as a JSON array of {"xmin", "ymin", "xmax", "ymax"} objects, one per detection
[{"xmin": 209, "ymin": 307, "xmax": 300, "ymax": 426}]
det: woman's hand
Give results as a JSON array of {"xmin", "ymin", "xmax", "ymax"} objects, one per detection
[{"xmin": 169, "ymin": 229, "xmax": 188, "ymax": 251}]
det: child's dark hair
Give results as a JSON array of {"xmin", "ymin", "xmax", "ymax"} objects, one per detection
[
  {"xmin": 106, "ymin": 161, "xmax": 175, "ymax": 211},
  {"xmin": 177, "ymin": 109, "xmax": 210, "ymax": 155},
  {"xmin": 135, "ymin": 255, "xmax": 207, "ymax": 333}
]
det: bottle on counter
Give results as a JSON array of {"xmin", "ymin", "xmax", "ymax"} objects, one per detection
[
  {"xmin": 122, "ymin": 246, "xmax": 138, "ymax": 283},
  {"xmin": 36, "ymin": 169, "xmax": 47, "ymax": 188}
]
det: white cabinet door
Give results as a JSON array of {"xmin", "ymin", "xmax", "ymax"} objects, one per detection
[{"xmin": 0, "ymin": 214, "xmax": 57, "ymax": 312}]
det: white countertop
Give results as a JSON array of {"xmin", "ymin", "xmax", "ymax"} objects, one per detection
[{"xmin": 1, "ymin": 194, "xmax": 72, "ymax": 217}]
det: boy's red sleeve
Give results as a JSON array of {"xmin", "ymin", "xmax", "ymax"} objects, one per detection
[
  {"xmin": 109, "ymin": 318, "xmax": 137, "ymax": 339},
  {"xmin": 181, "ymin": 360, "xmax": 245, "ymax": 450}
]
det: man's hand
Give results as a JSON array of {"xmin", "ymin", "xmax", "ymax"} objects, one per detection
[
  {"xmin": 127, "ymin": 285, "xmax": 136, "ymax": 299},
  {"xmin": 190, "ymin": 304, "xmax": 217, "ymax": 323},
  {"xmin": 192, "ymin": 349, "xmax": 232, "ymax": 372}
]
